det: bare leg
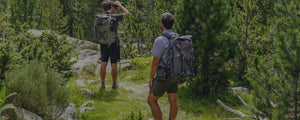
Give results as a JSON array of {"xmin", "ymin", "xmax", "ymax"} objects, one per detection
[
  {"xmin": 111, "ymin": 63, "xmax": 118, "ymax": 83},
  {"xmin": 168, "ymin": 93, "xmax": 178, "ymax": 120},
  {"xmin": 147, "ymin": 93, "xmax": 162, "ymax": 120},
  {"xmin": 100, "ymin": 62, "xmax": 108, "ymax": 83}
]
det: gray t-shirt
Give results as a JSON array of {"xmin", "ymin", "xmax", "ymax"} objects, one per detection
[{"xmin": 151, "ymin": 29, "xmax": 175, "ymax": 77}]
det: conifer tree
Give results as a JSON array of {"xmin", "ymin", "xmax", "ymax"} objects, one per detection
[
  {"xmin": 0, "ymin": 0, "xmax": 8, "ymax": 12},
  {"xmin": 121, "ymin": 0, "xmax": 177, "ymax": 58},
  {"xmin": 42, "ymin": 0, "xmax": 68, "ymax": 34},
  {"xmin": 247, "ymin": 0, "xmax": 300, "ymax": 119},
  {"xmin": 175, "ymin": 0, "xmax": 235, "ymax": 96},
  {"xmin": 230, "ymin": 0, "xmax": 277, "ymax": 87},
  {"xmin": 0, "ymin": 11, "xmax": 22, "ymax": 79}
]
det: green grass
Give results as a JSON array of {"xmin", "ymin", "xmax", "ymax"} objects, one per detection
[{"xmin": 67, "ymin": 57, "xmax": 256, "ymax": 120}]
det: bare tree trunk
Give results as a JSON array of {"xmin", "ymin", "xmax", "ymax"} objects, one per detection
[{"xmin": 217, "ymin": 95, "xmax": 268, "ymax": 120}]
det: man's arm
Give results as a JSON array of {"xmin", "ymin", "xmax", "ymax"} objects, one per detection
[
  {"xmin": 149, "ymin": 56, "xmax": 160, "ymax": 88},
  {"xmin": 115, "ymin": 1, "xmax": 129, "ymax": 19}
]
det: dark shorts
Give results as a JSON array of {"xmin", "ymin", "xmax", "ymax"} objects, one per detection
[
  {"xmin": 100, "ymin": 41, "xmax": 120, "ymax": 63},
  {"xmin": 149, "ymin": 77, "xmax": 178, "ymax": 97}
]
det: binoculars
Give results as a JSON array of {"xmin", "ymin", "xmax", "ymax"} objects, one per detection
[{"xmin": 113, "ymin": 2, "xmax": 124, "ymax": 8}]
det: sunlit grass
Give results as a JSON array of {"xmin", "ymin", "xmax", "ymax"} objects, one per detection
[{"xmin": 67, "ymin": 57, "xmax": 256, "ymax": 120}]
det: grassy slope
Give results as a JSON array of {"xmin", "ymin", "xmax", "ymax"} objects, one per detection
[{"xmin": 68, "ymin": 58, "xmax": 255, "ymax": 120}]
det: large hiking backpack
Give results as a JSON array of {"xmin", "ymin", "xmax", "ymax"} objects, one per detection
[
  {"xmin": 161, "ymin": 33, "xmax": 193, "ymax": 80},
  {"xmin": 93, "ymin": 13, "xmax": 117, "ymax": 45}
]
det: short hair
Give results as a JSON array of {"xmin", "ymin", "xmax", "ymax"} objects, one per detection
[
  {"xmin": 161, "ymin": 13, "xmax": 174, "ymax": 29},
  {"xmin": 102, "ymin": 0, "xmax": 113, "ymax": 11}
]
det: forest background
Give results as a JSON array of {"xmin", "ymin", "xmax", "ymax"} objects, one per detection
[{"xmin": 0, "ymin": 0, "xmax": 299, "ymax": 119}]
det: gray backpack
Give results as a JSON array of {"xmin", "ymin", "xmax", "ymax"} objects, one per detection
[
  {"xmin": 161, "ymin": 33, "xmax": 193, "ymax": 79},
  {"xmin": 93, "ymin": 13, "xmax": 117, "ymax": 45}
]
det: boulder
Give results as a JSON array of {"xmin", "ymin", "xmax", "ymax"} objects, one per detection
[
  {"xmin": 59, "ymin": 103, "xmax": 77, "ymax": 120},
  {"xmin": 14, "ymin": 107, "xmax": 43, "ymax": 120},
  {"xmin": 76, "ymin": 79, "xmax": 86, "ymax": 87},
  {"xmin": 28, "ymin": 29, "xmax": 131, "ymax": 76},
  {"xmin": 79, "ymin": 88, "xmax": 94, "ymax": 96},
  {"xmin": 70, "ymin": 49, "xmax": 100, "ymax": 75},
  {"xmin": 87, "ymin": 80, "xmax": 97, "ymax": 84}
]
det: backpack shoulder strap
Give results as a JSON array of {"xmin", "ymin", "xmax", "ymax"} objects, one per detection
[
  {"xmin": 161, "ymin": 33, "xmax": 171, "ymax": 40},
  {"xmin": 96, "ymin": 13, "xmax": 109, "ymax": 18},
  {"xmin": 161, "ymin": 33, "xmax": 179, "ymax": 40}
]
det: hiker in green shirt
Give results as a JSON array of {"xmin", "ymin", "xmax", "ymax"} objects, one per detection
[{"xmin": 100, "ymin": 0, "xmax": 129, "ymax": 89}]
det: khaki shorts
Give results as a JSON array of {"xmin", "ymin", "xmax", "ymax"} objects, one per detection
[{"xmin": 149, "ymin": 77, "xmax": 178, "ymax": 97}]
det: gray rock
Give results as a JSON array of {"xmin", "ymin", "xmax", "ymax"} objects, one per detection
[
  {"xmin": 70, "ymin": 57, "xmax": 77, "ymax": 63},
  {"xmin": 79, "ymin": 88, "xmax": 94, "ymax": 96},
  {"xmin": 119, "ymin": 59, "xmax": 131, "ymax": 69},
  {"xmin": 76, "ymin": 79, "xmax": 86, "ymax": 87},
  {"xmin": 71, "ymin": 50, "xmax": 100, "ymax": 75},
  {"xmin": 59, "ymin": 103, "xmax": 77, "ymax": 120},
  {"xmin": 28, "ymin": 29, "xmax": 43, "ymax": 37},
  {"xmin": 14, "ymin": 107, "xmax": 43, "ymax": 120},
  {"xmin": 66, "ymin": 36, "xmax": 99, "ymax": 50},
  {"xmin": 28, "ymin": 29, "xmax": 131, "ymax": 76},
  {"xmin": 87, "ymin": 80, "xmax": 97, "ymax": 84},
  {"xmin": 78, "ymin": 49, "xmax": 99, "ymax": 60}
]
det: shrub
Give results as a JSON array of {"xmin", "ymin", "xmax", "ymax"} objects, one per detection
[
  {"xmin": 129, "ymin": 57, "xmax": 152, "ymax": 70},
  {"xmin": 82, "ymin": 63, "xmax": 97, "ymax": 76},
  {"xmin": 0, "ymin": 19, "xmax": 23, "ymax": 79},
  {"xmin": 0, "ymin": 42, "xmax": 15, "ymax": 79},
  {"xmin": 5, "ymin": 61, "xmax": 69, "ymax": 119},
  {"xmin": 14, "ymin": 30, "xmax": 76, "ymax": 73}
]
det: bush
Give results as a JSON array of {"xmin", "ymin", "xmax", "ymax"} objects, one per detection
[
  {"xmin": 1, "ymin": 30, "xmax": 76, "ymax": 80},
  {"xmin": 0, "ymin": 15, "xmax": 22, "ymax": 79},
  {"xmin": 129, "ymin": 57, "xmax": 152, "ymax": 70},
  {"xmin": 14, "ymin": 30, "xmax": 76, "ymax": 72},
  {"xmin": 0, "ymin": 42, "xmax": 16, "ymax": 79},
  {"xmin": 128, "ymin": 57, "xmax": 152, "ymax": 81},
  {"xmin": 5, "ymin": 61, "xmax": 69, "ymax": 119},
  {"xmin": 82, "ymin": 63, "xmax": 97, "ymax": 76}
]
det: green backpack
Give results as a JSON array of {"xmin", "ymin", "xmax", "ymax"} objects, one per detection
[{"xmin": 93, "ymin": 13, "xmax": 117, "ymax": 45}]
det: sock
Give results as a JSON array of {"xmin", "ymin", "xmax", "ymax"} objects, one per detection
[
  {"xmin": 113, "ymin": 82, "xmax": 117, "ymax": 86},
  {"xmin": 101, "ymin": 82, "xmax": 105, "ymax": 86}
]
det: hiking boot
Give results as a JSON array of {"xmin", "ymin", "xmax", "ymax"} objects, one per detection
[
  {"xmin": 100, "ymin": 82, "xmax": 105, "ymax": 89},
  {"xmin": 112, "ymin": 83, "xmax": 118, "ymax": 89}
]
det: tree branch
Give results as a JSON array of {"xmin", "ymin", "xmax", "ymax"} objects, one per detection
[
  {"xmin": 238, "ymin": 95, "xmax": 267, "ymax": 117},
  {"xmin": 217, "ymin": 96, "xmax": 268, "ymax": 120},
  {"xmin": 217, "ymin": 99, "xmax": 254, "ymax": 119}
]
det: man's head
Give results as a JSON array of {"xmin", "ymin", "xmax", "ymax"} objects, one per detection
[
  {"xmin": 161, "ymin": 13, "xmax": 174, "ymax": 30},
  {"xmin": 102, "ymin": 0, "xmax": 113, "ymax": 11},
  {"xmin": 102, "ymin": 0, "xmax": 119, "ymax": 13}
]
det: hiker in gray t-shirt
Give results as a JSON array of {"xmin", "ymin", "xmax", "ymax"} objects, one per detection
[{"xmin": 148, "ymin": 13, "xmax": 178, "ymax": 120}]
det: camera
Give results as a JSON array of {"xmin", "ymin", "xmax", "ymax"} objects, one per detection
[{"xmin": 113, "ymin": 2, "xmax": 124, "ymax": 8}]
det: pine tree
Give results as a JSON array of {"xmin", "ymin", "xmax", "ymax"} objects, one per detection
[
  {"xmin": 0, "ymin": 0, "xmax": 8, "ymax": 12},
  {"xmin": 175, "ymin": 0, "xmax": 235, "ymax": 96},
  {"xmin": 247, "ymin": 0, "xmax": 300, "ymax": 119},
  {"xmin": 0, "ymin": 12, "xmax": 21, "ymax": 79},
  {"xmin": 121, "ymin": 0, "xmax": 177, "ymax": 58},
  {"xmin": 42, "ymin": 0, "xmax": 68, "ymax": 34},
  {"xmin": 230, "ymin": 0, "xmax": 277, "ymax": 87}
]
